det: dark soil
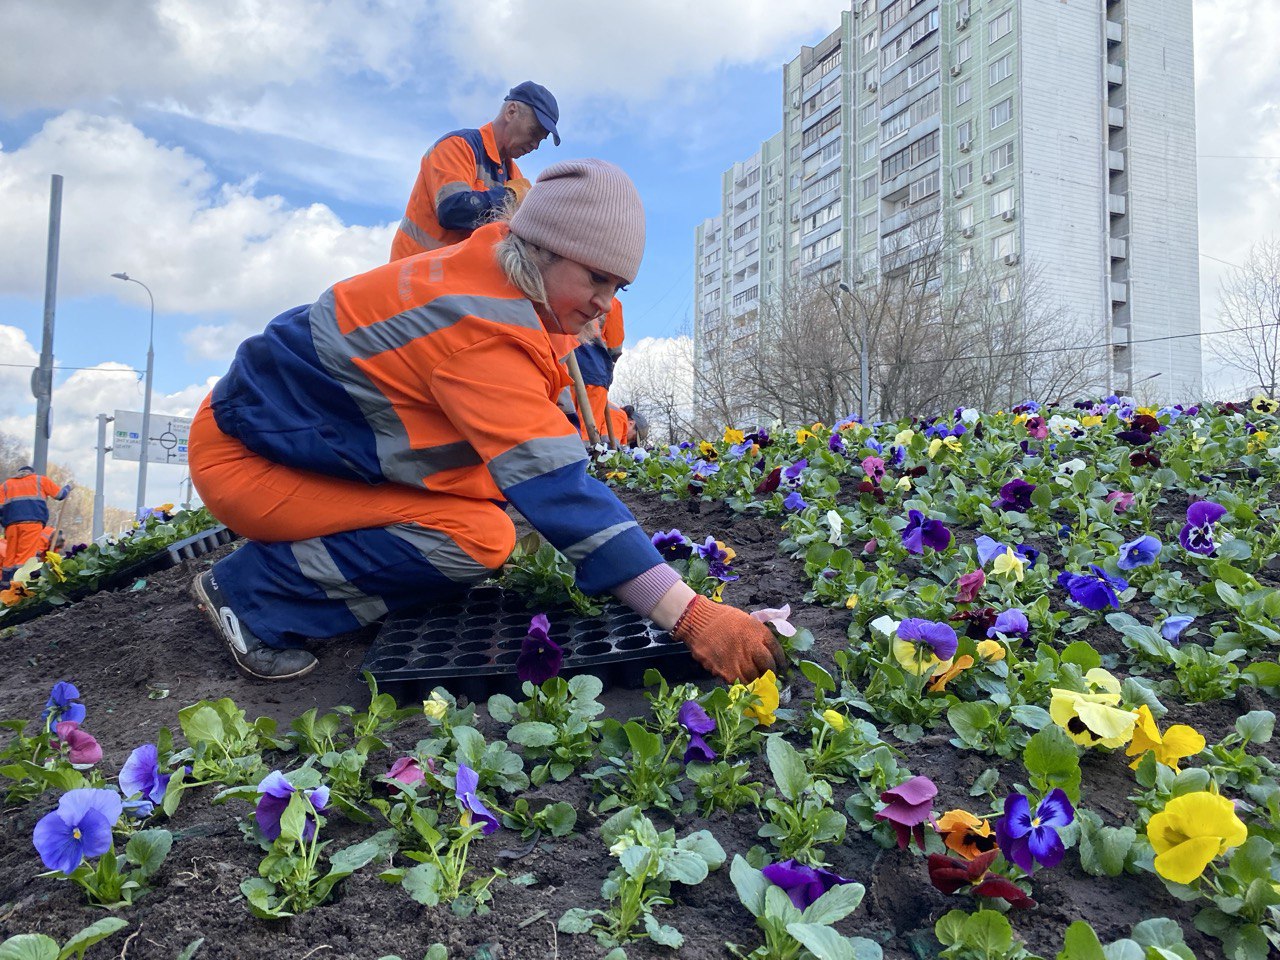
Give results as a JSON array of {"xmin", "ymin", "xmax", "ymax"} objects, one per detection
[{"xmin": 0, "ymin": 486, "xmax": 1269, "ymax": 959}]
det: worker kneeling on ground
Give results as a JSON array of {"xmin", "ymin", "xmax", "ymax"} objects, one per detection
[{"xmin": 188, "ymin": 159, "xmax": 784, "ymax": 685}]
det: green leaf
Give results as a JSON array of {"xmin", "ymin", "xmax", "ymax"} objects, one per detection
[
  {"xmin": 963, "ymin": 910, "xmax": 1014, "ymax": 953},
  {"xmin": 1060, "ymin": 641, "xmax": 1102, "ymax": 671},
  {"xmin": 765, "ymin": 735, "xmax": 808, "ymax": 802},
  {"xmin": 643, "ymin": 914, "xmax": 683, "ymax": 949},
  {"xmin": 675, "ymin": 829, "xmax": 726, "ymax": 871},
  {"xmin": 539, "ymin": 802, "xmax": 577, "ymax": 837},
  {"xmin": 401, "ymin": 862, "xmax": 445, "ymax": 907},
  {"xmin": 623, "ymin": 721, "xmax": 661, "ymax": 761},
  {"xmin": 1023, "ymin": 724, "xmax": 1082, "ymax": 804},
  {"xmin": 729, "ymin": 855, "xmax": 768, "ymax": 918},
  {"xmin": 969, "ymin": 767, "xmax": 1000, "ymax": 797},
  {"xmin": 423, "ymin": 947, "xmax": 448, "ymax": 960},
  {"xmin": 486, "ymin": 695, "xmax": 516, "ymax": 724},
  {"xmin": 1235, "ymin": 711, "xmax": 1275, "ymax": 744},
  {"xmin": 278, "ymin": 790, "xmax": 310, "ymax": 845},
  {"xmin": 1058, "ymin": 920, "xmax": 1106, "ymax": 960},
  {"xmin": 57, "ymin": 919, "xmax": 129, "ymax": 960},
  {"xmin": 180, "ymin": 705, "xmax": 226, "ymax": 748},
  {"xmin": 662, "ymin": 848, "xmax": 710, "ymax": 885},
  {"xmin": 328, "ymin": 829, "xmax": 397, "ymax": 875},
  {"xmin": 786, "ymin": 923, "xmax": 858, "ymax": 960},
  {"xmin": 124, "ymin": 829, "xmax": 173, "ymax": 879},
  {"xmin": 934, "ymin": 909, "xmax": 969, "ymax": 946},
  {"xmin": 0, "ymin": 935, "xmax": 59, "ymax": 960},
  {"xmin": 801, "ymin": 881, "xmax": 866, "ymax": 926},
  {"xmin": 557, "ymin": 908, "xmax": 596, "ymax": 934},
  {"xmin": 240, "ymin": 877, "xmax": 289, "ymax": 919},
  {"xmin": 1010, "ymin": 704, "xmax": 1052, "ymax": 729},
  {"xmin": 174, "ymin": 939, "xmax": 205, "ymax": 960},
  {"xmin": 948, "ymin": 702, "xmax": 993, "ymax": 746},
  {"xmin": 567, "ymin": 674, "xmax": 604, "ymax": 701},
  {"xmin": 508, "ymin": 722, "xmax": 558, "ymax": 748},
  {"xmin": 1078, "ymin": 816, "xmax": 1136, "ymax": 878},
  {"xmin": 799, "ymin": 660, "xmax": 836, "ymax": 694}
]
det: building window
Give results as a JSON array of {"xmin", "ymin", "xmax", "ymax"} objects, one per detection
[
  {"xmin": 989, "ymin": 52, "xmax": 1013, "ymax": 86},
  {"xmin": 990, "ymin": 186, "xmax": 1015, "ymax": 218},
  {"xmin": 862, "ymin": 31, "xmax": 878, "ymax": 54},
  {"xmin": 801, "ymin": 170, "xmax": 840, "ymax": 203},
  {"xmin": 908, "ymin": 9, "xmax": 940, "ymax": 45},
  {"xmin": 909, "ymin": 170, "xmax": 940, "ymax": 203},
  {"xmin": 881, "ymin": 130, "xmax": 939, "ymax": 181},
  {"xmin": 802, "ymin": 198, "xmax": 842, "ymax": 233},
  {"xmin": 861, "ymin": 212, "xmax": 877, "ymax": 235},
  {"xmin": 990, "ymin": 141, "xmax": 1015, "ymax": 171},
  {"xmin": 957, "ymin": 248, "xmax": 973, "ymax": 273},
  {"xmin": 955, "ymin": 79, "xmax": 971, "ymax": 105},
  {"xmin": 824, "ymin": 139, "xmax": 842, "ymax": 163},
  {"xmin": 805, "ymin": 111, "xmax": 843, "ymax": 146},
  {"xmin": 957, "ymin": 119, "xmax": 973, "ymax": 145},
  {"xmin": 957, "ymin": 162, "xmax": 973, "ymax": 189},
  {"xmin": 958, "ymin": 204, "xmax": 974, "ymax": 230},
  {"xmin": 881, "ymin": 0, "xmax": 907, "ymax": 31},
  {"xmin": 991, "ymin": 231, "xmax": 1016, "ymax": 260},
  {"xmin": 882, "ymin": 34, "xmax": 910, "ymax": 68},
  {"xmin": 860, "ymin": 138, "xmax": 876, "ymax": 162},
  {"xmin": 991, "ymin": 278, "xmax": 1014, "ymax": 303},
  {"xmin": 957, "ymin": 0, "xmax": 972, "ymax": 16},
  {"xmin": 860, "ymin": 103, "xmax": 877, "ymax": 128},
  {"xmin": 957, "ymin": 36, "xmax": 971, "ymax": 63},
  {"xmin": 990, "ymin": 98, "xmax": 1013, "ymax": 129},
  {"xmin": 732, "ymin": 286, "xmax": 759, "ymax": 309},
  {"xmin": 989, "ymin": 10, "xmax": 1013, "ymax": 44},
  {"xmin": 861, "ymin": 173, "xmax": 879, "ymax": 199},
  {"xmin": 882, "ymin": 107, "xmax": 910, "ymax": 143},
  {"xmin": 906, "ymin": 48, "xmax": 940, "ymax": 86}
]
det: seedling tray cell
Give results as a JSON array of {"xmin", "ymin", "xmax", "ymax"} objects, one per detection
[{"xmin": 363, "ymin": 585, "xmax": 701, "ymax": 703}]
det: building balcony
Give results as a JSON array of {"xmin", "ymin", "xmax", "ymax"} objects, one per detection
[
  {"xmin": 1108, "ymin": 106, "xmax": 1125, "ymax": 128},
  {"xmin": 1107, "ymin": 63, "xmax": 1125, "ymax": 86},
  {"xmin": 1108, "ymin": 150, "xmax": 1125, "ymax": 172},
  {"xmin": 1110, "ymin": 280, "xmax": 1128, "ymax": 304},
  {"xmin": 1108, "ymin": 193, "xmax": 1127, "ymax": 216},
  {"xmin": 1109, "ymin": 237, "xmax": 1128, "ymax": 260},
  {"xmin": 1106, "ymin": 20, "xmax": 1123, "ymax": 44}
]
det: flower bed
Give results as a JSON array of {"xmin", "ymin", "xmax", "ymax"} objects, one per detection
[{"xmin": 0, "ymin": 397, "xmax": 1278, "ymax": 960}]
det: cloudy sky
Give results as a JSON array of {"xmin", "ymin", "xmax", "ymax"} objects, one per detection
[{"xmin": 0, "ymin": 0, "xmax": 1275, "ymax": 513}]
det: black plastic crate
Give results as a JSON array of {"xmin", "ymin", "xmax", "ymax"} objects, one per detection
[
  {"xmin": 165, "ymin": 524, "xmax": 237, "ymax": 563},
  {"xmin": 363, "ymin": 584, "xmax": 701, "ymax": 703}
]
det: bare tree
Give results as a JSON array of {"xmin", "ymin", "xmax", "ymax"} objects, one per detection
[
  {"xmin": 610, "ymin": 334, "xmax": 698, "ymax": 446},
  {"xmin": 1209, "ymin": 237, "xmax": 1280, "ymax": 397}
]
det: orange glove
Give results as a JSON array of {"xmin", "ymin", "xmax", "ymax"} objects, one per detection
[
  {"xmin": 672, "ymin": 595, "xmax": 785, "ymax": 684},
  {"xmin": 506, "ymin": 177, "xmax": 533, "ymax": 205}
]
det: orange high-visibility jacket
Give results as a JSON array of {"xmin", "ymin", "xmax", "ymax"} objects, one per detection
[
  {"xmin": 0, "ymin": 473, "xmax": 63, "ymax": 526},
  {"xmin": 390, "ymin": 123, "xmax": 522, "ymax": 262},
  {"xmin": 212, "ymin": 222, "xmax": 663, "ymax": 594}
]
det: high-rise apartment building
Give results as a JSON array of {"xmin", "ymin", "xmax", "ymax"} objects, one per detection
[{"xmin": 694, "ymin": 0, "xmax": 1201, "ymax": 408}]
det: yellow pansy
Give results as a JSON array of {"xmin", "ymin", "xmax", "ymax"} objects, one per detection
[
  {"xmin": 723, "ymin": 428, "xmax": 745, "ymax": 445},
  {"xmin": 894, "ymin": 428, "xmax": 915, "ymax": 446},
  {"xmin": 928, "ymin": 438, "xmax": 943, "ymax": 459},
  {"xmin": 743, "ymin": 670, "xmax": 779, "ymax": 726},
  {"xmin": 892, "ymin": 638, "xmax": 950, "ymax": 676},
  {"xmin": 1189, "ymin": 435, "xmax": 1205, "ymax": 451},
  {"xmin": 605, "ymin": 470, "xmax": 628, "ymax": 481},
  {"xmin": 1126, "ymin": 705, "xmax": 1205, "ymax": 773},
  {"xmin": 1251, "ymin": 396, "xmax": 1279, "ymax": 414},
  {"xmin": 709, "ymin": 581, "xmax": 726, "ymax": 603},
  {"xmin": 43, "ymin": 551, "xmax": 66, "ymax": 584},
  {"xmin": 697, "ymin": 440, "xmax": 717, "ymax": 459},
  {"xmin": 810, "ymin": 422, "xmax": 826, "ymax": 431},
  {"xmin": 991, "ymin": 547, "xmax": 1024, "ymax": 583},
  {"xmin": 1049, "ymin": 669, "xmax": 1137, "ymax": 748},
  {"xmin": 1247, "ymin": 430, "xmax": 1270, "ymax": 454},
  {"xmin": 717, "ymin": 541, "xmax": 737, "ymax": 562},
  {"xmin": 1135, "ymin": 406, "xmax": 1158, "ymax": 418},
  {"xmin": 795, "ymin": 428, "xmax": 815, "ymax": 443},
  {"xmin": 1013, "ymin": 413, "xmax": 1028, "ymax": 425},
  {"xmin": 943, "ymin": 436, "xmax": 963, "ymax": 454},
  {"xmin": 927, "ymin": 654, "xmax": 974, "ymax": 692},
  {"xmin": 1081, "ymin": 415, "xmax": 1103, "ymax": 428},
  {"xmin": 822, "ymin": 709, "xmax": 847, "ymax": 732},
  {"xmin": 422, "ymin": 691, "xmax": 449, "ymax": 721},
  {"xmin": 1147, "ymin": 791, "xmax": 1248, "ymax": 884},
  {"xmin": 976, "ymin": 639, "xmax": 1005, "ymax": 662},
  {"xmin": 896, "ymin": 476, "xmax": 913, "ymax": 492},
  {"xmin": 845, "ymin": 594, "xmax": 859, "ymax": 610}
]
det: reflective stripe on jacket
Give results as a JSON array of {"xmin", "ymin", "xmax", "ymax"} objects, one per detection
[
  {"xmin": 389, "ymin": 123, "xmax": 521, "ymax": 262},
  {"xmin": 0, "ymin": 473, "xmax": 62, "ymax": 526},
  {"xmin": 211, "ymin": 222, "xmax": 662, "ymax": 594}
]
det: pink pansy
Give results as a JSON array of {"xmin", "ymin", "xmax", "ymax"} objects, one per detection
[
  {"xmin": 387, "ymin": 757, "xmax": 426, "ymax": 787},
  {"xmin": 861, "ymin": 456, "xmax": 886, "ymax": 484},
  {"xmin": 750, "ymin": 605, "xmax": 797, "ymax": 638},
  {"xmin": 1105, "ymin": 491, "xmax": 1134, "ymax": 513},
  {"xmin": 875, "ymin": 775, "xmax": 938, "ymax": 851},
  {"xmin": 1024, "ymin": 416, "xmax": 1048, "ymax": 440},
  {"xmin": 54, "ymin": 721, "xmax": 102, "ymax": 767},
  {"xmin": 954, "ymin": 569, "xmax": 985, "ymax": 604}
]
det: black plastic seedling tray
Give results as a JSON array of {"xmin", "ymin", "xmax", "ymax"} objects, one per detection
[{"xmin": 363, "ymin": 584, "xmax": 702, "ymax": 703}]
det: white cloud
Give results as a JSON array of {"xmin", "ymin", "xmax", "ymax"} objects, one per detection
[{"xmin": 0, "ymin": 111, "xmax": 395, "ymax": 362}]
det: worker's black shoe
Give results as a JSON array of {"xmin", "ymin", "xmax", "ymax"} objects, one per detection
[{"xmin": 190, "ymin": 571, "xmax": 317, "ymax": 681}]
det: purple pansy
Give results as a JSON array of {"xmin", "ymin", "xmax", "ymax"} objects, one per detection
[
  {"xmin": 783, "ymin": 459, "xmax": 808, "ymax": 484},
  {"xmin": 974, "ymin": 536, "xmax": 1006, "ymax": 567},
  {"xmin": 994, "ymin": 479, "xmax": 1036, "ymax": 513},
  {"xmin": 1179, "ymin": 501, "xmax": 1227, "ymax": 555},
  {"xmin": 1117, "ymin": 535, "xmax": 1162, "ymax": 570},
  {"xmin": 864, "ymin": 438, "xmax": 883, "ymax": 455},
  {"xmin": 680, "ymin": 701, "xmax": 718, "ymax": 764},
  {"xmin": 41, "ymin": 681, "xmax": 86, "ymax": 732},
  {"xmin": 119, "ymin": 744, "xmax": 170, "ymax": 808},
  {"xmin": 902, "ymin": 509, "xmax": 952, "ymax": 554},
  {"xmin": 1057, "ymin": 566, "xmax": 1128, "ymax": 610},
  {"xmin": 517, "ymin": 613, "xmax": 563, "ymax": 684},
  {"xmin": 690, "ymin": 460, "xmax": 720, "ymax": 481},
  {"xmin": 33, "ymin": 788, "xmax": 123, "ymax": 874},
  {"xmin": 454, "ymin": 763, "xmax": 499, "ymax": 835},
  {"xmin": 995, "ymin": 789, "xmax": 1075, "ymax": 873},
  {"xmin": 898, "ymin": 618, "xmax": 959, "ymax": 661},
  {"xmin": 828, "ymin": 433, "xmax": 847, "ymax": 455},
  {"xmin": 861, "ymin": 456, "xmax": 886, "ymax": 483},
  {"xmin": 783, "ymin": 491, "xmax": 808, "ymax": 511},
  {"xmin": 651, "ymin": 529, "xmax": 693, "ymax": 561},
  {"xmin": 255, "ymin": 771, "xmax": 330, "ymax": 843},
  {"xmin": 1161, "ymin": 615, "xmax": 1195, "ymax": 644},
  {"xmin": 875, "ymin": 775, "xmax": 938, "ymax": 851},
  {"xmin": 761, "ymin": 859, "xmax": 857, "ymax": 910},
  {"xmin": 987, "ymin": 608, "xmax": 1029, "ymax": 638}
]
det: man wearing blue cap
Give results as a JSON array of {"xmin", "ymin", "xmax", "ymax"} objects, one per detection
[{"xmin": 390, "ymin": 81, "xmax": 561, "ymax": 261}]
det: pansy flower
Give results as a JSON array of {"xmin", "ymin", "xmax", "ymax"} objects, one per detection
[
  {"xmin": 678, "ymin": 701, "xmax": 717, "ymax": 763},
  {"xmin": 1147, "ymin": 791, "xmax": 1247, "ymax": 884},
  {"xmin": 875, "ymin": 775, "xmax": 937, "ymax": 850},
  {"xmin": 1130, "ymin": 449, "xmax": 1161, "ymax": 468},
  {"xmin": 1024, "ymin": 416, "xmax": 1048, "ymax": 439},
  {"xmin": 987, "ymin": 608, "xmax": 1029, "ymax": 638},
  {"xmin": 995, "ymin": 789, "xmax": 1074, "ymax": 873},
  {"xmin": 1105, "ymin": 491, "xmax": 1135, "ymax": 512},
  {"xmin": 749, "ymin": 604, "xmax": 797, "ymax": 637},
  {"xmin": 119, "ymin": 744, "xmax": 170, "ymax": 809},
  {"xmin": 1179, "ymin": 501, "xmax": 1227, "ymax": 555},
  {"xmin": 53, "ymin": 721, "xmax": 102, "ymax": 767},
  {"xmin": 949, "ymin": 606, "xmax": 998, "ymax": 640},
  {"xmin": 738, "ymin": 670, "xmax": 780, "ymax": 726},
  {"xmin": 41, "ymin": 681, "xmax": 86, "ymax": 732},
  {"xmin": 954, "ymin": 569, "xmax": 985, "ymax": 603},
  {"xmin": 1057, "ymin": 565, "xmax": 1128, "ymax": 610},
  {"xmin": 517, "ymin": 613, "xmax": 563, "ymax": 684},
  {"xmin": 782, "ymin": 458, "xmax": 808, "ymax": 484},
  {"xmin": 993, "ymin": 479, "xmax": 1036, "ymax": 513},
  {"xmin": 927, "ymin": 655, "xmax": 974, "ymax": 692},
  {"xmin": 761, "ymin": 860, "xmax": 858, "ymax": 910},
  {"xmin": 894, "ymin": 618, "xmax": 959, "ymax": 674},
  {"xmin": 1050, "ymin": 669, "xmax": 1137, "ymax": 748},
  {"xmin": 1117, "ymin": 535, "xmax": 1161, "ymax": 570},
  {"xmin": 387, "ymin": 757, "xmax": 427, "ymax": 788},
  {"xmin": 255, "ymin": 771, "xmax": 329, "ymax": 843},
  {"xmin": 1125, "ymin": 705, "xmax": 1204, "ymax": 773},
  {"xmin": 33, "ymin": 788, "xmax": 123, "ymax": 874},
  {"xmin": 1161, "ymin": 615, "xmax": 1195, "ymax": 644},
  {"xmin": 901, "ymin": 509, "xmax": 951, "ymax": 554},
  {"xmin": 992, "ymin": 548, "xmax": 1025, "ymax": 583},
  {"xmin": 927, "ymin": 849, "xmax": 1036, "ymax": 909},
  {"xmin": 974, "ymin": 536, "xmax": 1006, "ymax": 568},
  {"xmin": 755, "ymin": 466, "xmax": 782, "ymax": 494},
  {"xmin": 783, "ymin": 491, "xmax": 808, "ymax": 511},
  {"xmin": 723, "ymin": 427, "xmax": 745, "ymax": 445},
  {"xmin": 651, "ymin": 529, "xmax": 692, "ymax": 561},
  {"xmin": 454, "ymin": 763, "xmax": 500, "ymax": 835},
  {"xmin": 935, "ymin": 809, "xmax": 998, "ymax": 860},
  {"xmin": 861, "ymin": 455, "xmax": 886, "ymax": 483}
]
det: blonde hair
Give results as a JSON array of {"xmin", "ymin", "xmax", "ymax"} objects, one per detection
[{"xmin": 495, "ymin": 211, "xmax": 599, "ymax": 344}]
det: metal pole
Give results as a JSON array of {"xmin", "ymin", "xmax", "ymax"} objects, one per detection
[
  {"xmin": 33, "ymin": 174, "xmax": 63, "ymax": 474},
  {"xmin": 110, "ymin": 273, "xmax": 155, "ymax": 517},
  {"xmin": 93, "ymin": 414, "xmax": 112, "ymax": 540}
]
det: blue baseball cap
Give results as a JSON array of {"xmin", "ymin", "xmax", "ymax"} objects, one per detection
[{"xmin": 505, "ymin": 81, "xmax": 561, "ymax": 146}]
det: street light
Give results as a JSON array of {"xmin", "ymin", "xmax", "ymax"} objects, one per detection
[
  {"xmin": 838, "ymin": 281, "xmax": 870, "ymax": 421},
  {"xmin": 110, "ymin": 272, "xmax": 155, "ymax": 517}
]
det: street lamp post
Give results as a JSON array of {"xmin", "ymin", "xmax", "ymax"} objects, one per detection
[
  {"xmin": 110, "ymin": 272, "xmax": 155, "ymax": 517},
  {"xmin": 838, "ymin": 281, "xmax": 870, "ymax": 421}
]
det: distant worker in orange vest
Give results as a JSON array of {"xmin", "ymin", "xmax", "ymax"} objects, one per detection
[
  {"xmin": 0, "ymin": 467, "xmax": 71, "ymax": 572},
  {"xmin": 389, "ymin": 81, "xmax": 561, "ymax": 262},
  {"xmin": 573, "ymin": 298, "xmax": 628, "ymax": 444}
]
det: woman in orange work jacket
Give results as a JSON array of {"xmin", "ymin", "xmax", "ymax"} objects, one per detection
[{"xmin": 188, "ymin": 159, "xmax": 783, "ymax": 684}]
